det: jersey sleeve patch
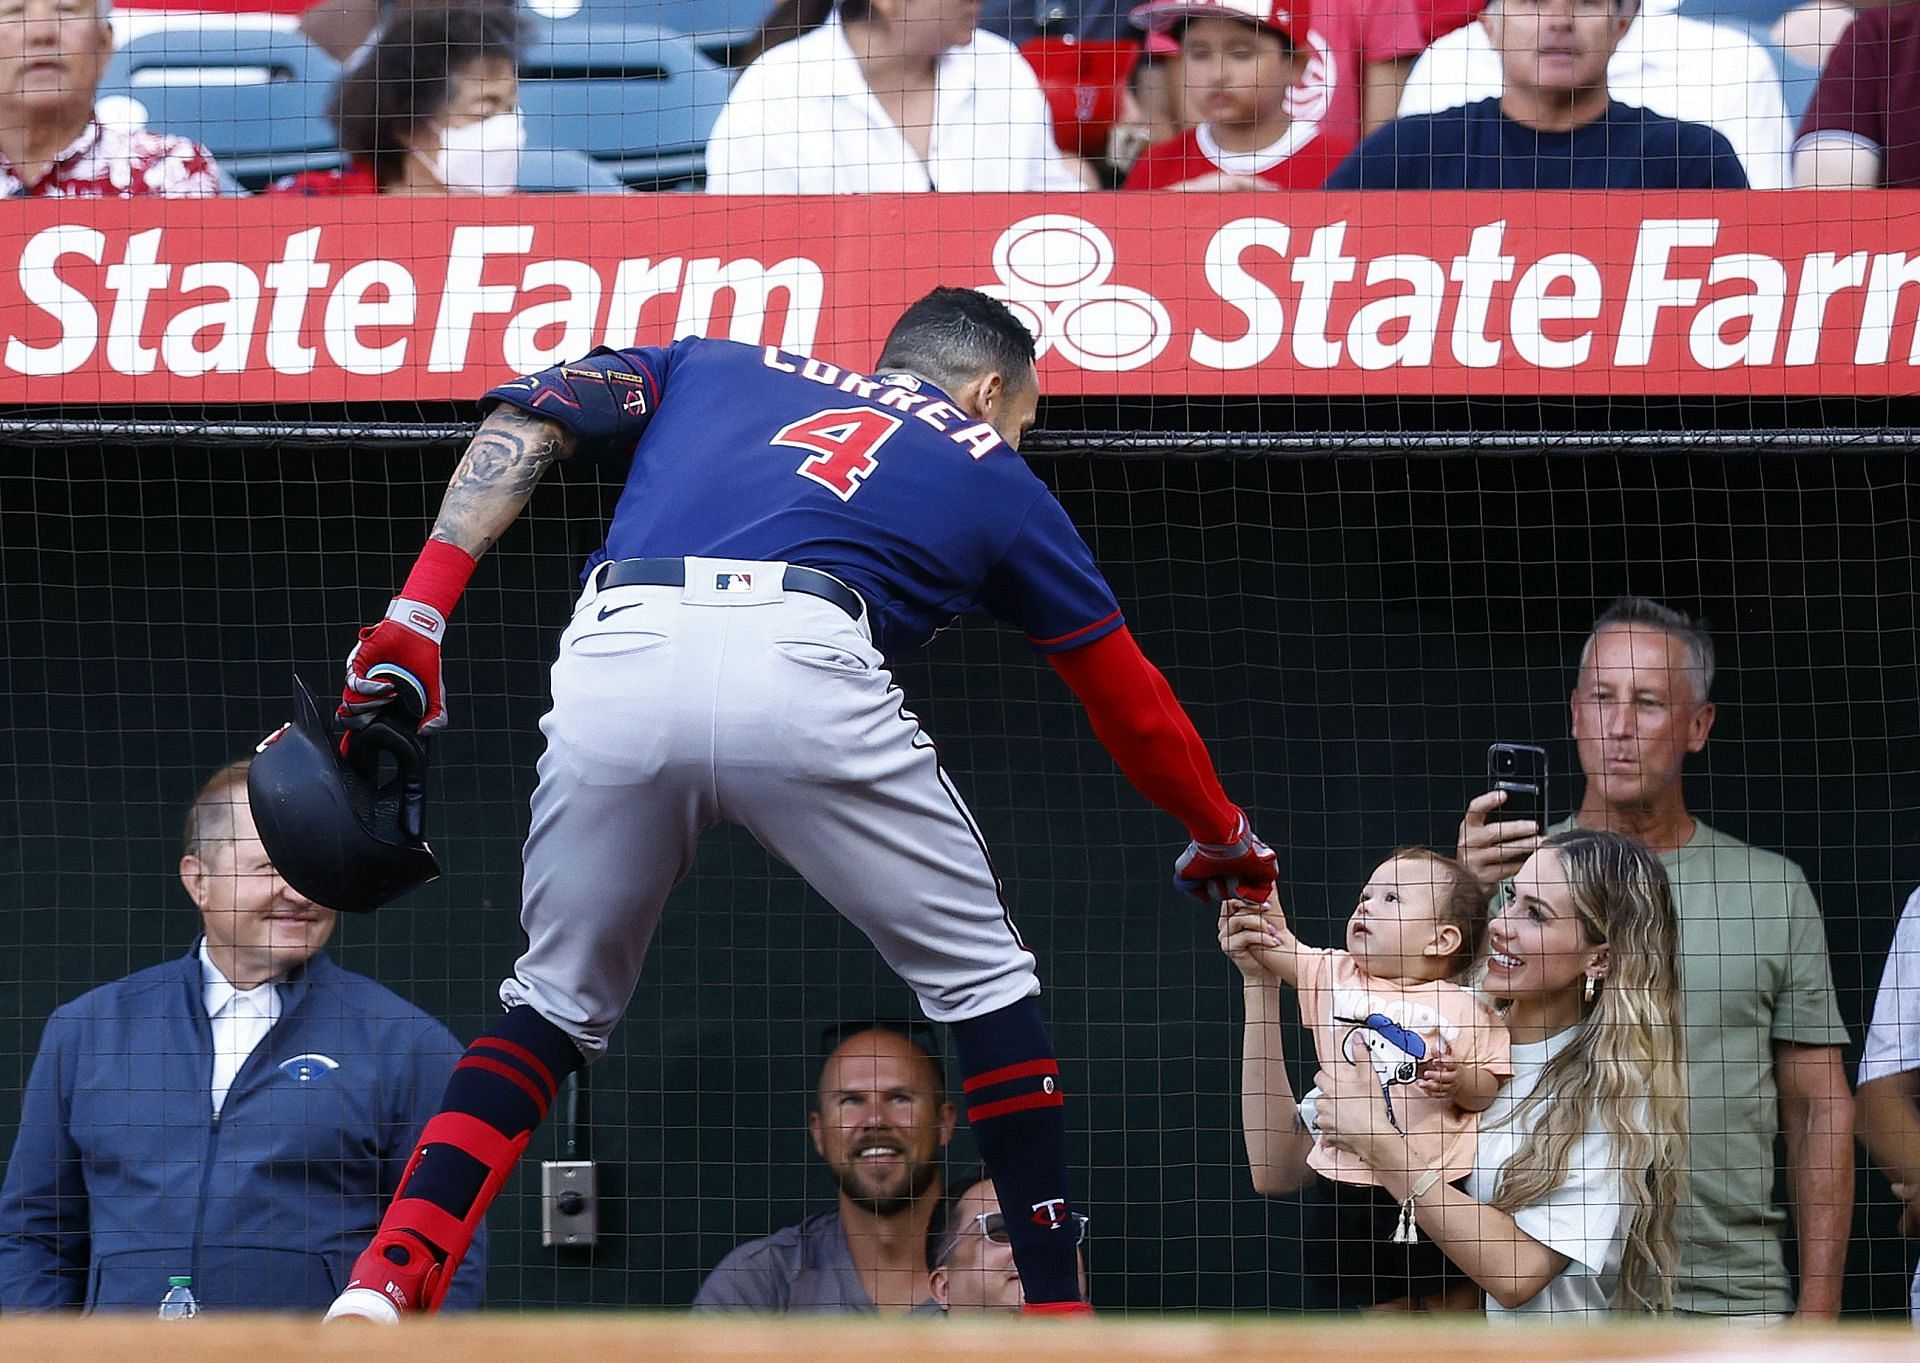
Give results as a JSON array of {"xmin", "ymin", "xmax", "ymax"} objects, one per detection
[{"xmin": 480, "ymin": 345, "xmax": 668, "ymax": 457}]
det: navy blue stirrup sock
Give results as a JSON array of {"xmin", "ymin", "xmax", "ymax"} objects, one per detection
[{"xmin": 951, "ymin": 998, "xmax": 1083, "ymax": 1305}]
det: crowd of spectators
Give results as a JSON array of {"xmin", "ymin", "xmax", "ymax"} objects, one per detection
[{"xmin": 4, "ymin": 0, "xmax": 1915, "ymax": 196}]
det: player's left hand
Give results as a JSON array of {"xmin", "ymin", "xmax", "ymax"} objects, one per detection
[{"xmin": 1174, "ymin": 809, "xmax": 1276, "ymax": 903}]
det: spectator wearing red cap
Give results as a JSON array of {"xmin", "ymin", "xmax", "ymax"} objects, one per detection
[
  {"xmin": 1124, "ymin": 0, "xmax": 1349, "ymax": 189},
  {"xmin": 1794, "ymin": 0, "xmax": 1920, "ymax": 188}
]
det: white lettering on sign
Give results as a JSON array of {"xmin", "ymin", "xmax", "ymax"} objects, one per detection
[
  {"xmin": 2, "ymin": 223, "xmax": 826, "ymax": 384},
  {"xmin": 1192, "ymin": 217, "xmax": 1289, "ymax": 372},
  {"xmin": 3, "ymin": 208, "xmax": 1914, "ymax": 394},
  {"xmin": 1511, "ymin": 253, "xmax": 1603, "ymax": 369},
  {"xmin": 325, "ymin": 259, "xmax": 415, "ymax": 375},
  {"xmin": 8, "ymin": 224, "xmax": 103, "ymax": 375}
]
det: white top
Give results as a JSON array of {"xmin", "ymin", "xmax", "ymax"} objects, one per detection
[
  {"xmin": 1464, "ymin": 1026, "xmax": 1627, "ymax": 1321},
  {"xmin": 200, "ymin": 942, "xmax": 281, "ymax": 1117},
  {"xmin": 704, "ymin": 18, "xmax": 1085, "ymax": 194},
  {"xmin": 1394, "ymin": 0, "xmax": 1792, "ymax": 189},
  {"xmin": 1861, "ymin": 886, "xmax": 1920, "ymax": 1321},
  {"xmin": 1861, "ymin": 886, "xmax": 1920, "ymax": 1085},
  {"xmin": 1194, "ymin": 119, "xmax": 1325, "ymax": 177}
]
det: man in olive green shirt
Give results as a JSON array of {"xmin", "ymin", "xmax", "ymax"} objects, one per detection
[{"xmin": 1459, "ymin": 597, "xmax": 1853, "ymax": 1318}]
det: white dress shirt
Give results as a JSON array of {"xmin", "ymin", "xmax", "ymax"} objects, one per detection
[
  {"xmin": 200, "ymin": 943, "xmax": 282, "ymax": 1117},
  {"xmin": 1395, "ymin": 0, "xmax": 1792, "ymax": 189},
  {"xmin": 704, "ymin": 17, "xmax": 1085, "ymax": 193}
]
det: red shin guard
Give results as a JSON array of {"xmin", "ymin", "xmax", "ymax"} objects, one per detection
[{"xmin": 349, "ymin": 1110, "xmax": 532, "ymax": 1314}]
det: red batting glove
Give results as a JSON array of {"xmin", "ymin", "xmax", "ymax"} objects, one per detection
[
  {"xmin": 1173, "ymin": 808, "xmax": 1277, "ymax": 904},
  {"xmin": 339, "ymin": 540, "xmax": 477, "ymax": 736}
]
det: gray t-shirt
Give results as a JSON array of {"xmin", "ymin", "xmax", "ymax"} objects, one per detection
[{"xmin": 692, "ymin": 1209, "xmax": 935, "ymax": 1314}]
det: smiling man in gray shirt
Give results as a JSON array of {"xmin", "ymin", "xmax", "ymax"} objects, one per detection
[{"xmin": 693, "ymin": 1024, "xmax": 953, "ymax": 1313}]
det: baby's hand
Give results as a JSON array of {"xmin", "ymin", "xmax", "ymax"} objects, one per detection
[
  {"xmin": 1416, "ymin": 1052, "xmax": 1459, "ymax": 1099},
  {"xmin": 1225, "ymin": 889, "xmax": 1288, "ymax": 928}
]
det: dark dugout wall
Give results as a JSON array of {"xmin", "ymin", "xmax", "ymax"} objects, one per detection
[{"xmin": 2, "ymin": 443, "xmax": 1915, "ymax": 1313}]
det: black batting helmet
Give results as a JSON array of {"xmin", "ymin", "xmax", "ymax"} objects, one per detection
[{"xmin": 247, "ymin": 676, "xmax": 441, "ymax": 914}]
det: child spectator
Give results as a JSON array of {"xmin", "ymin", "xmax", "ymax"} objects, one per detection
[
  {"xmin": 1224, "ymin": 848, "xmax": 1511, "ymax": 1309},
  {"xmin": 1125, "ymin": 0, "xmax": 1349, "ymax": 189}
]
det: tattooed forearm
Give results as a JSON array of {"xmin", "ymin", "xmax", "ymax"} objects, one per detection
[{"xmin": 429, "ymin": 407, "xmax": 576, "ymax": 558}]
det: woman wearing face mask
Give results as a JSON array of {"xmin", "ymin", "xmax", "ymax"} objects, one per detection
[
  {"xmin": 707, "ymin": 0, "xmax": 1092, "ymax": 192},
  {"xmin": 1225, "ymin": 827, "xmax": 1690, "ymax": 1318},
  {"xmin": 272, "ymin": 3, "xmax": 525, "ymax": 196}
]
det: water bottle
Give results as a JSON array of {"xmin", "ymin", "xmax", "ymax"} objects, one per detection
[{"xmin": 157, "ymin": 1275, "xmax": 199, "ymax": 1321}]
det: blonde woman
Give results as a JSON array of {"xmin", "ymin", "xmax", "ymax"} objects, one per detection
[{"xmin": 1228, "ymin": 826, "xmax": 1687, "ymax": 1318}]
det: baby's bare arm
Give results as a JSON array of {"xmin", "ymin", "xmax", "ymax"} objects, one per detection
[
  {"xmin": 1224, "ymin": 892, "xmax": 1308, "ymax": 987},
  {"xmin": 1450, "ymin": 1063, "xmax": 1502, "ymax": 1113}
]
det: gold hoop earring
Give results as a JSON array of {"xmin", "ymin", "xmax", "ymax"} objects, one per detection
[{"xmin": 1583, "ymin": 974, "xmax": 1599, "ymax": 1005}]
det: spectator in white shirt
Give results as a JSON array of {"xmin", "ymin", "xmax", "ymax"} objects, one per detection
[
  {"xmin": 1395, "ymin": 0, "xmax": 1793, "ymax": 187},
  {"xmin": 706, "ymin": 0, "xmax": 1088, "ymax": 193},
  {"xmin": 1858, "ymin": 885, "xmax": 1920, "ymax": 1322}
]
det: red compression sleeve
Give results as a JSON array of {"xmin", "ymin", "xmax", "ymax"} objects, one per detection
[
  {"xmin": 399, "ymin": 538, "xmax": 479, "ymax": 617},
  {"xmin": 1047, "ymin": 626, "xmax": 1240, "ymax": 844}
]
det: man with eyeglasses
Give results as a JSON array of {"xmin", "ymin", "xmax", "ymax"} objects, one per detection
[{"xmin": 927, "ymin": 1170, "xmax": 1090, "ymax": 1313}]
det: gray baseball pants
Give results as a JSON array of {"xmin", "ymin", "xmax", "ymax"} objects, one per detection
[{"xmin": 500, "ymin": 556, "xmax": 1042, "ymax": 1057}]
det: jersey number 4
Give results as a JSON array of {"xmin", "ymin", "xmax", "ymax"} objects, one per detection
[{"xmin": 772, "ymin": 407, "xmax": 904, "ymax": 502}]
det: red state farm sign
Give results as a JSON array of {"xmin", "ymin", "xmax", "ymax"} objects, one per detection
[{"xmin": 1, "ymin": 193, "xmax": 1916, "ymax": 403}]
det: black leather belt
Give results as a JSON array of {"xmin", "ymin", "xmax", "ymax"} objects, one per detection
[{"xmin": 595, "ymin": 557, "xmax": 864, "ymax": 622}]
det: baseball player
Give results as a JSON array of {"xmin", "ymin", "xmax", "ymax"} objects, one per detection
[{"xmin": 323, "ymin": 288, "xmax": 1275, "ymax": 1323}]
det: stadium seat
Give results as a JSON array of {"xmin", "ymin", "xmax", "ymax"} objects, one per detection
[
  {"xmin": 518, "ymin": 22, "xmax": 735, "ymax": 189},
  {"xmin": 521, "ymin": 0, "xmax": 772, "ymax": 65},
  {"xmin": 518, "ymin": 146, "xmax": 632, "ymax": 192},
  {"xmin": 95, "ymin": 22, "xmax": 344, "ymax": 191}
]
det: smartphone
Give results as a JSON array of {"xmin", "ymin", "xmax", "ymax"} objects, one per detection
[{"xmin": 1487, "ymin": 743, "xmax": 1548, "ymax": 828}]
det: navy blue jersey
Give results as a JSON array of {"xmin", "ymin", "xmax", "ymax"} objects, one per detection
[
  {"xmin": 482, "ymin": 337, "xmax": 1124, "ymax": 658},
  {"xmin": 1324, "ymin": 98, "xmax": 1749, "ymax": 190}
]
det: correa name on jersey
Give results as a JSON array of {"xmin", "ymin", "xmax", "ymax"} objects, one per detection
[{"xmin": 482, "ymin": 336, "xmax": 1124, "ymax": 660}]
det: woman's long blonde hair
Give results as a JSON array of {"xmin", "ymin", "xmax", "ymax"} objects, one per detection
[{"xmin": 1487, "ymin": 827, "xmax": 1688, "ymax": 1313}]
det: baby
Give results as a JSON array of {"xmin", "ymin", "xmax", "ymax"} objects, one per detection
[{"xmin": 1228, "ymin": 847, "xmax": 1510, "ymax": 1310}]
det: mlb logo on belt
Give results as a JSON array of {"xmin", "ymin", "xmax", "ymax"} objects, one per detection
[{"xmin": 715, "ymin": 573, "xmax": 754, "ymax": 592}]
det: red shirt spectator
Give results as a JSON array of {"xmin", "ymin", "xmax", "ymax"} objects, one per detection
[
  {"xmin": 1125, "ymin": 120, "xmax": 1346, "ymax": 187},
  {"xmin": 0, "ymin": 121, "xmax": 223, "ymax": 197},
  {"xmin": 271, "ymin": 160, "xmax": 379, "ymax": 194},
  {"xmin": 1794, "ymin": 0, "xmax": 1920, "ymax": 188}
]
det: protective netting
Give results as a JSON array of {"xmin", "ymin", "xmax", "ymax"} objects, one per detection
[
  {"xmin": 4, "ymin": 0, "xmax": 1920, "ymax": 1326},
  {"xmin": 1, "ymin": 438, "xmax": 1915, "ymax": 1311}
]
